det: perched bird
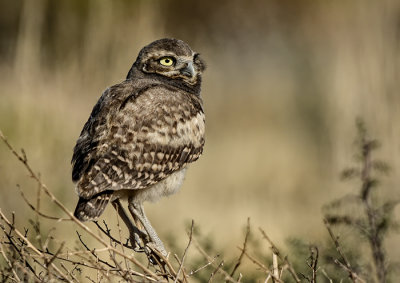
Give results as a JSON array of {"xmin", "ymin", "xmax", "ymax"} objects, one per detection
[{"xmin": 71, "ymin": 38, "xmax": 206, "ymax": 255}]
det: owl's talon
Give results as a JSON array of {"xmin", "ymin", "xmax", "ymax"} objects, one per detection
[
  {"xmin": 145, "ymin": 242, "xmax": 168, "ymax": 258},
  {"xmin": 128, "ymin": 201, "xmax": 168, "ymax": 257}
]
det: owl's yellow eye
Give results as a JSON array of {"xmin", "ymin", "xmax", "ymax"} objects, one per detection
[{"xmin": 159, "ymin": 57, "xmax": 174, "ymax": 66}]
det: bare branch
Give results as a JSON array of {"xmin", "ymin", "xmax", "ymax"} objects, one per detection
[
  {"xmin": 189, "ymin": 255, "xmax": 219, "ymax": 276},
  {"xmin": 17, "ymin": 185, "xmax": 70, "ymax": 221},
  {"xmin": 192, "ymin": 236, "xmax": 238, "ymax": 282},
  {"xmin": 0, "ymin": 240, "xmax": 21, "ymax": 282},
  {"xmin": 174, "ymin": 220, "xmax": 194, "ymax": 283},
  {"xmin": 238, "ymin": 247, "xmax": 284, "ymax": 283},
  {"xmin": 230, "ymin": 218, "xmax": 250, "ymax": 279},
  {"xmin": 208, "ymin": 260, "xmax": 224, "ymax": 283},
  {"xmin": 259, "ymin": 227, "xmax": 301, "ymax": 282},
  {"xmin": 324, "ymin": 219, "xmax": 366, "ymax": 283}
]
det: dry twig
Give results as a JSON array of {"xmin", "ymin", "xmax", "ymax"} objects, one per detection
[
  {"xmin": 230, "ymin": 218, "xmax": 250, "ymax": 279},
  {"xmin": 174, "ymin": 220, "xmax": 194, "ymax": 283},
  {"xmin": 324, "ymin": 219, "xmax": 366, "ymax": 283},
  {"xmin": 259, "ymin": 228, "xmax": 301, "ymax": 282}
]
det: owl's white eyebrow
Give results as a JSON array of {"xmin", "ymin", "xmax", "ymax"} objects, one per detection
[{"xmin": 149, "ymin": 52, "xmax": 176, "ymax": 58}]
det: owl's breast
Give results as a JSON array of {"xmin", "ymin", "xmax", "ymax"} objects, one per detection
[
  {"xmin": 175, "ymin": 111, "xmax": 205, "ymax": 147},
  {"xmin": 133, "ymin": 103, "xmax": 205, "ymax": 149}
]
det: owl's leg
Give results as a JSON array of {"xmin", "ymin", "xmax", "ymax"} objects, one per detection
[
  {"xmin": 111, "ymin": 199, "xmax": 147, "ymax": 251},
  {"xmin": 127, "ymin": 201, "xmax": 167, "ymax": 257}
]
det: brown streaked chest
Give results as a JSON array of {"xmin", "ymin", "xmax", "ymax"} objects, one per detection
[{"xmin": 111, "ymin": 88, "xmax": 205, "ymax": 148}]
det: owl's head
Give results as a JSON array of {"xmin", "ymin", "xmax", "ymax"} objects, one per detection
[{"xmin": 128, "ymin": 38, "xmax": 206, "ymax": 87}]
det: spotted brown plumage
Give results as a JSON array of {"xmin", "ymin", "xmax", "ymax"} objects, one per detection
[{"xmin": 72, "ymin": 39, "xmax": 206, "ymax": 227}]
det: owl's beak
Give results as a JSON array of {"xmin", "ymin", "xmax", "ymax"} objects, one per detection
[{"xmin": 180, "ymin": 62, "xmax": 195, "ymax": 78}]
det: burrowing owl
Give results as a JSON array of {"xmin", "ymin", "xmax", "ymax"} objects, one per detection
[{"xmin": 71, "ymin": 38, "xmax": 205, "ymax": 255}]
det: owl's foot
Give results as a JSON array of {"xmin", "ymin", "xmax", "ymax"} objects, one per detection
[
  {"xmin": 111, "ymin": 199, "xmax": 148, "ymax": 251},
  {"xmin": 128, "ymin": 202, "xmax": 168, "ymax": 257}
]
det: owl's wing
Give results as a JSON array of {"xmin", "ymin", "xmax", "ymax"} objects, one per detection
[
  {"xmin": 72, "ymin": 82, "xmax": 135, "ymax": 183},
  {"xmin": 73, "ymin": 82, "xmax": 205, "ymax": 200}
]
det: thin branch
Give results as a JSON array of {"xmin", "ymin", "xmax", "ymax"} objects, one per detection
[
  {"xmin": 174, "ymin": 220, "xmax": 194, "ymax": 283},
  {"xmin": 0, "ymin": 240, "xmax": 21, "ymax": 282},
  {"xmin": 324, "ymin": 219, "xmax": 366, "ymax": 283},
  {"xmin": 0, "ymin": 223, "xmax": 40, "ymax": 280},
  {"xmin": 272, "ymin": 252, "xmax": 279, "ymax": 282},
  {"xmin": 230, "ymin": 218, "xmax": 250, "ymax": 279},
  {"xmin": 76, "ymin": 231, "xmax": 116, "ymax": 269},
  {"xmin": 238, "ymin": 247, "xmax": 284, "ymax": 283},
  {"xmin": 94, "ymin": 221, "xmax": 133, "ymax": 249},
  {"xmin": 259, "ymin": 227, "xmax": 301, "ymax": 282},
  {"xmin": 115, "ymin": 206, "xmax": 134, "ymax": 282},
  {"xmin": 189, "ymin": 255, "xmax": 219, "ymax": 276},
  {"xmin": 192, "ymin": 235, "xmax": 238, "ymax": 283},
  {"xmin": 17, "ymin": 185, "xmax": 70, "ymax": 221},
  {"xmin": 320, "ymin": 268, "xmax": 333, "ymax": 283},
  {"xmin": 308, "ymin": 246, "xmax": 318, "ymax": 283},
  {"xmin": 174, "ymin": 254, "xmax": 188, "ymax": 283},
  {"xmin": 208, "ymin": 260, "xmax": 224, "ymax": 283},
  {"xmin": 45, "ymin": 241, "xmax": 65, "ymax": 267}
]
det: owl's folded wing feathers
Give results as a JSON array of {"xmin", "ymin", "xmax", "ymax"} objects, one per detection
[{"xmin": 72, "ymin": 81, "xmax": 205, "ymax": 200}]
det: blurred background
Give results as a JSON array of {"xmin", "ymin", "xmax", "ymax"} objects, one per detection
[{"xmin": 1, "ymin": 0, "xmax": 400, "ymax": 268}]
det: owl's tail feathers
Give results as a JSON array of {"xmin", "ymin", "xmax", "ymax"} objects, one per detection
[{"xmin": 74, "ymin": 192, "xmax": 112, "ymax": 221}]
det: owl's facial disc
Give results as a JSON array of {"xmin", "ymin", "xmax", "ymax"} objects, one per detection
[{"xmin": 141, "ymin": 53, "xmax": 200, "ymax": 85}]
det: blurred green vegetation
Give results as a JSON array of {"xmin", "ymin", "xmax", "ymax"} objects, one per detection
[{"xmin": 1, "ymin": 0, "xmax": 400, "ymax": 280}]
